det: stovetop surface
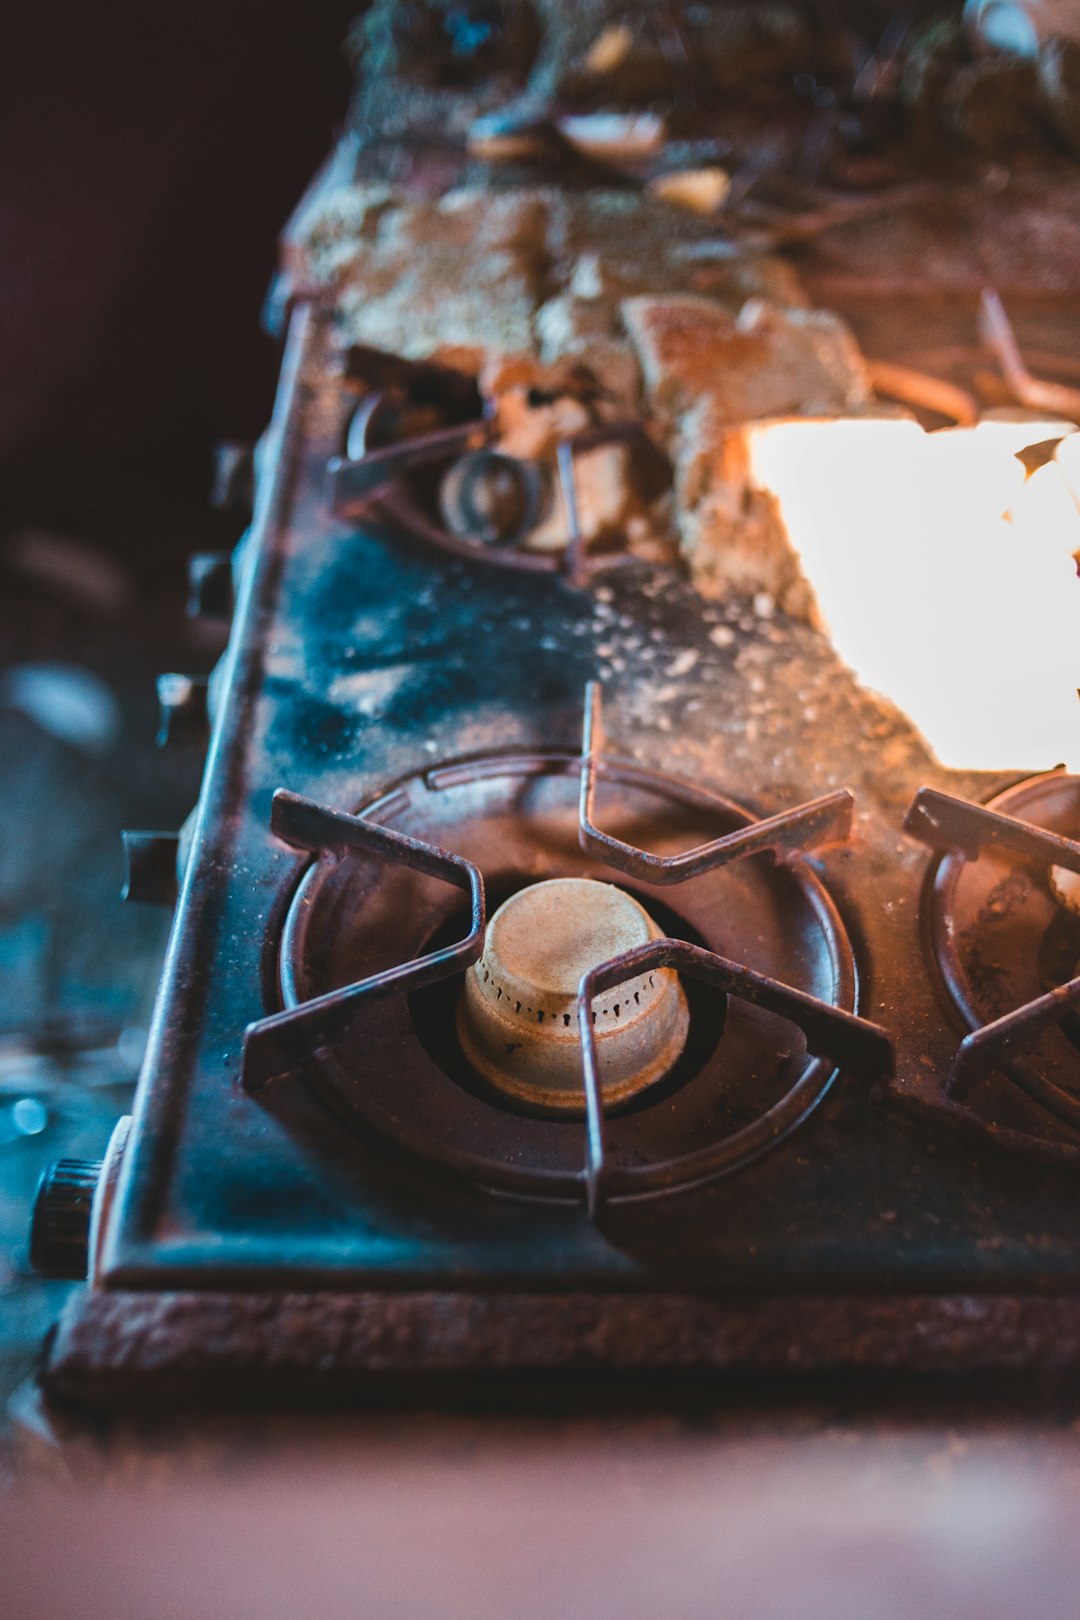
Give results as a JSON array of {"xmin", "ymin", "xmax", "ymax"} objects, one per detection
[{"xmin": 101, "ymin": 309, "xmax": 1080, "ymax": 1298}]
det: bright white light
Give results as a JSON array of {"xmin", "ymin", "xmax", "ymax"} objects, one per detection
[{"xmin": 745, "ymin": 417, "xmax": 1080, "ymax": 771}]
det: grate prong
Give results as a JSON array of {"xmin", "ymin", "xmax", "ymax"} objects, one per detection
[
  {"xmin": 579, "ymin": 682, "xmax": 854, "ymax": 884},
  {"xmin": 242, "ymin": 790, "xmax": 485, "ymax": 1090}
]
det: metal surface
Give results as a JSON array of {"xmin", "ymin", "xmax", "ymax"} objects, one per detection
[
  {"xmin": 907, "ymin": 777, "xmax": 1080, "ymax": 1135},
  {"xmin": 577, "ymin": 939, "xmax": 894, "ymax": 1215},
  {"xmin": 242, "ymin": 789, "xmax": 486, "ymax": 1090},
  {"xmin": 46, "ymin": 1286, "xmax": 1080, "ymax": 1406},
  {"xmin": 327, "ymin": 345, "xmax": 669, "ymax": 582},
  {"xmin": 41, "ymin": 301, "xmax": 1080, "ymax": 1398},
  {"xmin": 906, "ymin": 785, "xmax": 1080, "ymax": 873},
  {"xmin": 580, "ymin": 681, "xmax": 855, "ymax": 882}
]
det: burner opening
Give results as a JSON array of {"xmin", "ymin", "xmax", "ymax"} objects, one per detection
[
  {"xmin": 266, "ymin": 752, "xmax": 862, "ymax": 1202},
  {"xmin": 409, "ymin": 876, "xmax": 723, "ymax": 1120},
  {"xmin": 439, "ymin": 449, "xmax": 552, "ymax": 547}
]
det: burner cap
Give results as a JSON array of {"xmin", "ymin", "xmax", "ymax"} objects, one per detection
[{"xmin": 457, "ymin": 877, "xmax": 689, "ymax": 1113}]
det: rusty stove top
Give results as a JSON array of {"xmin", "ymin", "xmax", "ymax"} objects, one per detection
[{"xmin": 35, "ymin": 303, "xmax": 1080, "ymax": 1404}]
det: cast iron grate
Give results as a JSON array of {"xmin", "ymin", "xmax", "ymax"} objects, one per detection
[
  {"xmin": 242, "ymin": 687, "xmax": 894, "ymax": 1210},
  {"xmin": 324, "ymin": 343, "xmax": 669, "ymax": 585},
  {"xmin": 906, "ymin": 784, "xmax": 1080, "ymax": 1130}
]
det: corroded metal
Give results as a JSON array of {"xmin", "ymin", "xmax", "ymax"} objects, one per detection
[
  {"xmin": 326, "ymin": 342, "xmax": 669, "ymax": 579},
  {"xmin": 906, "ymin": 780, "xmax": 1080, "ymax": 1131},
  {"xmin": 579, "ymin": 681, "xmax": 854, "ymax": 882},
  {"xmin": 242, "ymin": 789, "xmax": 486, "ymax": 1090},
  {"xmin": 577, "ymin": 937, "xmax": 894, "ymax": 1215},
  {"xmin": 42, "ymin": 304, "xmax": 1080, "ymax": 1403},
  {"xmin": 906, "ymin": 785, "xmax": 1080, "ymax": 874},
  {"xmin": 457, "ymin": 877, "xmax": 690, "ymax": 1113},
  {"xmin": 44, "ymin": 1287, "xmax": 1080, "ymax": 1408}
]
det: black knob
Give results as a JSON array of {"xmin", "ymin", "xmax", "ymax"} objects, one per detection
[{"xmin": 29, "ymin": 1158, "xmax": 102, "ymax": 1279}]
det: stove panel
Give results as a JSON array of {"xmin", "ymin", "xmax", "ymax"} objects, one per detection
[{"xmin": 83, "ymin": 305, "xmax": 1080, "ymax": 1319}]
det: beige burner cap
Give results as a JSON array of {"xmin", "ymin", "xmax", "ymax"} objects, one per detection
[{"xmin": 457, "ymin": 877, "xmax": 689, "ymax": 1113}]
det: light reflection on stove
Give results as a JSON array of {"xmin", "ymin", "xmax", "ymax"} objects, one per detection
[{"xmin": 746, "ymin": 416, "xmax": 1080, "ymax": 772}]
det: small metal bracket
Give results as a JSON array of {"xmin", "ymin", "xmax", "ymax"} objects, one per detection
[
  {"xmin": 556, "ymin": 421, "xmax": 668, "ymax": 588},
  {"xmin": 187, "ymin": 553, "xmax": 234, "ymax": 621},
  {"xmin": 327, "ymin": 416, "xmax": 488, "ymax": 515},
  {"xmin": 155, "ymin": 673, "xmax": 210, "ymax": 749},
  {"xmin": 121, "ymin": 832, "xmax": 180, "ymax": 906},
  {"xmin": 242, "ymin": 790, "xmax": 486, "ymax": 1090},
  {"xmin": 948, "ymin": 978, "xmax": 1080, "ymax": 1129},
  {"xmin": 210, "ymin": 441, "xmax": 255, "ymax": 516},
  {"xmin": 578, "ymin": 683, "xmax": 854, "ymax": 885}
]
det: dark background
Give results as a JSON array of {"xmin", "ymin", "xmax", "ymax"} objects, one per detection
[
  {"xmin": 0, "ymin": 2, "xmax": 352, "ymax": 1404},
  {"xmin": 0, "ymin": 2, "xmax": 355, "ymax": 549}
]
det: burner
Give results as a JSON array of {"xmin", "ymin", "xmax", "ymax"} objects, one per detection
[
  {"xmin": 457, "ymin": 877, "xmax": 690, "ymax": 1113},
  {"xmin": 324, "ymin": 342, "xmax": 670, "ymax": 581},
  {"xmin": 907, "ymin": 776, "xmax": 1080, "ymax": 1135},
  {"xmin": 439, "ymin": 447, "xmax": 552, "ymax": 548},
  {"xmin": 242, "ymin": 690, "xmax": 892, "ymax": 1211}
]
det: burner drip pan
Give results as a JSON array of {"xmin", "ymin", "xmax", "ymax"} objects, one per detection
[
  {"xmin": 922, "ymin": 772, "xmax": 1080, "ymax": 1138},
  {"xmin": 275, "ymin": 751, "xmax": 863, "ymax": 1205}
]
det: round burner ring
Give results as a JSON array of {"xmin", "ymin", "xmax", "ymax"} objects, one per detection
[
  {"xmin": 924, "ymin": 771, "xmax": 1080, "ymax": 1129},
  {"xmin": 276, "ymin": 751, "xmax": 862, "ymax": 1205}
]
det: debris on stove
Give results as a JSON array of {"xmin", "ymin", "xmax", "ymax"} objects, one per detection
[
  {"xmin": 315, "ymin": 187, "xmax": 549, "ymax": 363},
  {"xmin": 290, "ymin": 1, "xmax": 1080, "ymax": 631},
  {"xmin": 343, "ymin": 0, "xmax": 1080, "ymax": 175},
  {"xmin": 300, "ymin": 180, "xmax": 876, "ymax": 611},
  {"xmin": 345, "ymin": 0, "xmax": 542, "ymax": 146},
  {"xmin": 647, "ymin": 165, "xmax": 732, "ymax": 216},
  {"xmin": 479, "ymin": 352, "xmax": 673, "ymax": 561},
  {"xmin": 622, "ymin": 292, "xmax": 872, "ymax": 617}
]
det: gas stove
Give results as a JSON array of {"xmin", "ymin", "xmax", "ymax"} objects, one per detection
[{"xmin": 30, "ymin": 304, "xmax": 1080, "ymax": 1405}]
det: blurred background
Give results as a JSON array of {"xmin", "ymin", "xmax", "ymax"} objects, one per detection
[{"xmin": 0, "ymin": 0, "xmax": 353, "ymax": 1404}]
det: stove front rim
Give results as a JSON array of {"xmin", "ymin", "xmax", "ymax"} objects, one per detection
[
  {"xmin": 276, "ymin": 748, "xmax": 861, "ymax": 1206},
  {"xmin": 923, "ymin": 770, "xmax": 1080, "ymax": 1134}
]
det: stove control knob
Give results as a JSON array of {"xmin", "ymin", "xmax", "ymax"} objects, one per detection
[
  {"xmin": 29, "ymin": 1158, "xmax": 102, "ymax": 1280},
  {"xmin": 187, "ymin": 552, "xmax": 234, "ymax": 620},
  {"xmin": 210, "ymin": 440, "xmax": 255, "ymax": 517},
  {"xmin": 156, "ymin": 673, "xmax": 210, "ymax": 748}
]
